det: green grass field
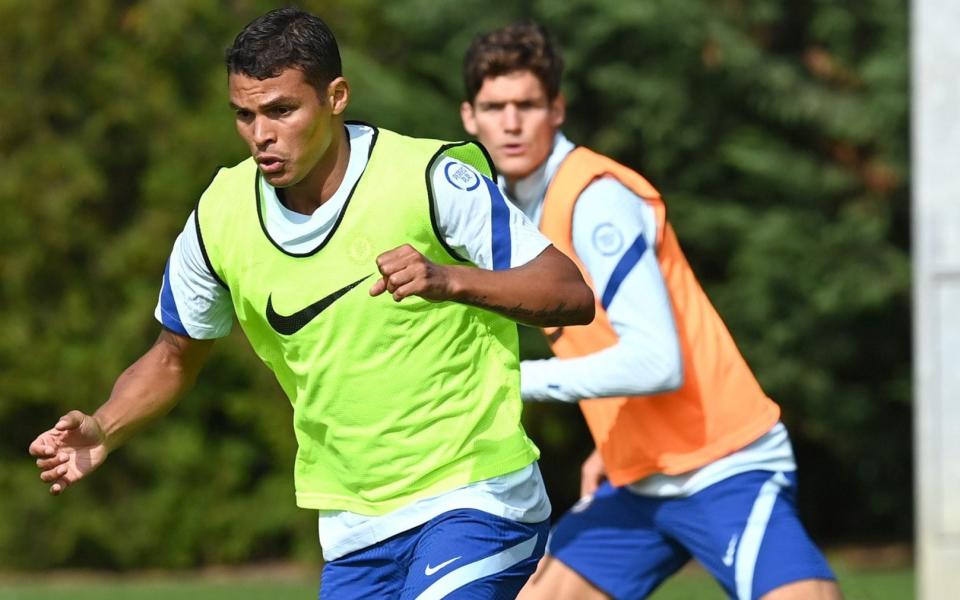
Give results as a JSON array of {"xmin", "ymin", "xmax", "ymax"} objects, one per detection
[
  {"xmin": 0, "ymin": 561, "xmax": 913, "ymax": 600},
  {"xmin": 646, "ymin": 564, "xmax": 914, "ymax": 600}
]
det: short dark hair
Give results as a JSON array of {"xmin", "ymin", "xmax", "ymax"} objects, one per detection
[
  {"xmin": 226, "ymin": 7, "xmax": 342, "ymax": 92},
  {"xmin": 463, "ymin": 21, "xmax": 563, "ymax": 102}
]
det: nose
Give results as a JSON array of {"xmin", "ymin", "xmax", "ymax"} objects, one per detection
[
  {"xmin": 501, "ymin": 104, "xmax": 521, "ymax": 133},
  {"xmin": 251, "ymin": 117, "xmax": 275, "ymax": 149}
]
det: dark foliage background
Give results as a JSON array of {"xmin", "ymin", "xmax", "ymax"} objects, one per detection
[{"xmin": 0, "ymin": 0, "xmax": 909, "ymax": 569}]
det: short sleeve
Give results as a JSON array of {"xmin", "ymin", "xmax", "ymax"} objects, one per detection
[
  {"xmin": 154, "ymin": 212, "xmax": 234, "ymax": 339},
  {"xmin": 430, "ymin": 158, "xmax": 551, "ymax": 270}
]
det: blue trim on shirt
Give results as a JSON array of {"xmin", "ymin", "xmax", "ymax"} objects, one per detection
[
  {"xmin": 601, "ymin": 235, "xmax": 648, "ymax": 310},
  {"xmin": 160, "ymin": 259, "xmax": 188, "ymax": 336},
  {"xmin": 486, "ymin": 176, "xmax": 512, "ymax": 270}
]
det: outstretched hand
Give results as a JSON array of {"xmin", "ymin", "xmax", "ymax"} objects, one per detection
[
  {"xmin": 580, "ymin": 447, "xmax": 607, "ymax": 497},
  {"xmin": 369, "ymin": 244, "xmax": 457, "ymax": 302},
  {"xmin": 28, "ymin": 410, "xmax": 108, "ymax": 495}
]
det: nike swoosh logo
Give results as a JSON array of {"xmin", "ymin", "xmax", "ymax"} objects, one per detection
[
  {"xmin": 265, "ymin": 275, "xmax": 371, "ymax": 335},
  {"xmin": 722, "ymin": 534, "xmax": 738, "ymax": 567},
  {"xmin": 424, "ymin": 556, "xmax": 462, "ymax": 576}
]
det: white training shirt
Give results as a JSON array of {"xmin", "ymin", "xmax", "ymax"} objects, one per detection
[
  {"xmin": 155, "ymin": 123, "xmax": 552, "ymax": 561},
  {"xmin": 505, "ymin": 132, "xmax": 796, "ymax": 498}
]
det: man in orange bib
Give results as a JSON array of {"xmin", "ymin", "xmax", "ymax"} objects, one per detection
[{"xmin": 460, "ymin": 21, "xmax": 842, "ymax": 600}]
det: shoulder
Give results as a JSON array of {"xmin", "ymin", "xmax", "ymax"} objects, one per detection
[
  {"xmin": 365, "ymin": 123, "xmax": 494, "ymax": 178},
  {"xmin": 555, "ymin": 146, "xmax": 618, "ymax": 176},
  {"xmin": 557, "ymin": 147, "xmax": 659, "ymax": 197},
  {"xmin": 432, "ymin": 156, "xmax": 489, "ymax": 194},
  {"xmin": 196, "ymin": 158, "xmax": 257, "ymax": 214},
  {"xmin": 579, "ymin": 176, "xmax": 646, "ymax": 207},
  {"xmin": 200, "ymin": 158, "xmax": 256, "ymax": 197},
  {"xmin": 429, "ymin": 157, "xmax": 500, "ymax": 234},
  {"xmin": 215, "ymin": 157, "xmax": 258, "ymax": 185}
]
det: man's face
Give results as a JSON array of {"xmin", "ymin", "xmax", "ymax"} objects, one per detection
[
  {"xmin": 229, "ymin": 68, "xmax": 347, "ymax": 188},
  {"xmin": 461, "ymin": 70, "xmax": 565, "ymax": 184}
]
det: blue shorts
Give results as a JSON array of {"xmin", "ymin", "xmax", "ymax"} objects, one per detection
[
  {"xmin": 547, "ymin": 470, "xmax": 835, "ymax": 600},
  {"xmin": 320, "ymin": 509, "xmax": 549, "ymax": 599}
]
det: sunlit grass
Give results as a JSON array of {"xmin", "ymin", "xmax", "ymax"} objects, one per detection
[
  {"xmin": 0, "ymin": 559, "xmax": 913, "ymax": 600},
  {"xmin": 648, "ymin": 562, "xmax": 913, "ymax": 600}
]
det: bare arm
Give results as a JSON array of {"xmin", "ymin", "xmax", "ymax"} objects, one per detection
[
  {"xmin": 95, "ymin": 328, "xmax": 213, "ymax": 448},
  {"xmin": 28, "ymin": 328, "xmax": 214, "ymax": 494},
  {"xmin": 449, "ymin": 245, "xmax": 595, "ymax": 326},
  {"xmin": 369, "ymin": 244, "xmax": 594, "ymax": 327}
]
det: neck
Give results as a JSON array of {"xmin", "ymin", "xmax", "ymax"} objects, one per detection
[
  {"xmin": 512, "ymin": 133, "xmax": 574, "ymax": 207},
  {"xmin": 505, "ymin": 159, "xmax": 550, "ymax": 219},
  {"xmin": 282, "ymin": 122, "xmax": 350, "ymax": 214}
]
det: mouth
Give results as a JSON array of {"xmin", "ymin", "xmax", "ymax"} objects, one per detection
[
  {"xmin": 501, "ymin": 144, "xmax": 526, "ymax": 157},
  {"xmin": 256, "ymin": 156, "xmax": 285, "ymax": 174}
]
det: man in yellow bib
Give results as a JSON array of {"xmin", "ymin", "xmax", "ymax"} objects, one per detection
[
  {"xmin": 28, "ymin": 8, "xmax": 594, "ymax": 598},
  {"xmin": 460, "ymin": 21, "xmax": 841, "ymax": 600}
]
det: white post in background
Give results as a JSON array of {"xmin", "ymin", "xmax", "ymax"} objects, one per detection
[{"xmin": 913, "ymin": 1, "xmax": 960, "ymax": 598}]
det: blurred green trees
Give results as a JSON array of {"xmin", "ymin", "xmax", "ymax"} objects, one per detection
[{"xmin": 0, "ymin": 0, "xmax": 909, "ymax": 569}]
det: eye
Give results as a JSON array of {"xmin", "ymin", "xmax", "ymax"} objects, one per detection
[
  {"xmin": 234, "ymin": 108, "xmax": 253, "ymax": 121},
  {"xmin": 271, "ymin": 106, "xmax": 293, "ymax": 117}
]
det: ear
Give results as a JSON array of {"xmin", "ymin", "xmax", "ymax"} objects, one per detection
[
  {"xmin": 550, "ymin": 92, "xmax": 566, "ymax": 128},
  {"xmin": 460, "ymin": 101, "xmax": 478, "ymax": 136},
  {"xmin": 327, "ymin": 77, "xmax": 350, "ymax": 115}
]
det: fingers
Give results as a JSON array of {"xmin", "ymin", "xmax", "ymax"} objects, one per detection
[
  {"xmin": 580, "ymin": 476, "xmax": 593, "ymax": 497},
  {"xmin": 386, "ymin": 270, "xmax": 418, "ymax": 300},
  {"xmin": 375, "ymin": 247, "xmax": 419, "ymax": 283},
  {"xmin": 43, "ymin": 467, "xmax": 73, "ymax": 495},
  {"xmin": 370, "ymin": 266, "xmax": 418, "ymax": 298},
  {"xmin": 580, "ymin": 479, "xmax": 600, "ymax": 497},
  {"xmin": 369, "ymin": 277, "xmax": 387, "ymax": 296},
  {"xmin": 41, "ymin": 459, "xmax": 77, "ymax": 495},
  {"xmin": 29, "ymin": 427, "xmax": 67, "ymax": 457},
  {"xmin": 579, "ymin": 453, "xmax": 606, "ymax": 496},
  {"xmin": 55, "ymin": 410, "xmax": 86, "ymax": 431},
  {"xmin": 36, "ymin": 453, "xmax": 68, "ymax": 470},
  {"xmin": 390, "ymin": 280, "xmax": 424, "ymax": 302},
  {"xmin": 375, "ymin": 244, "xmax": 418, "ymax": 275},
  {"xmin": 30, "ymin": 411, "xmax": 89, "ymax": 456},
  {"xmin": 368, "ymin": 245, "xmax": 452, "ymax": 302},
  {"xmin": 371, "ymin": 245, "xmax": 426, "ymax": 301},
  {"xmin": 28, "ymin": 435, "xmax": 56, "ymax": 457},
  {"xmin": 40, "ymin": 464, "xmax": 68, "ymax": 483},
  {"xmin": 370, "ymin": 246, "xmax": 407, "ymax": 297},
  {"xmin": 30, "ymin": 413, "xmax": 91, "ymax": 496},
  {"xmin": 371, "ymin": 269, "xmax": 417, "ymax": 299}
]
